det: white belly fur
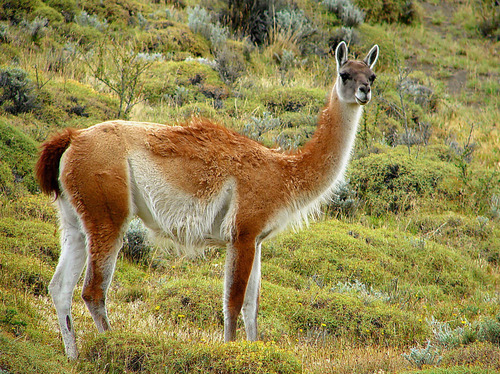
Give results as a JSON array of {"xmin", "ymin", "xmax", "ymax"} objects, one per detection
[{"xmin": 128, "ymin": 154, "xmax": 237, "ymax": 257}]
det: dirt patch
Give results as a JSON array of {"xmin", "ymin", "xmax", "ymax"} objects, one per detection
[{"xmin": 447, "ymin": 69, "xmax": 468, "ymax": 95}]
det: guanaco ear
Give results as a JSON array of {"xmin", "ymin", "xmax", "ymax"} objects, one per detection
[
  {"xmin": 335, "ymin": 41, "xmax": 348, "ymax": 71},
  {"xmin": 363, "ymin": 45, "xmax": 379, "ymax": 70}
]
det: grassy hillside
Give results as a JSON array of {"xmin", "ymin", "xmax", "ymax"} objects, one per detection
[{"xmin": 0, "ymin": 0, "xmax": 499, "ymax": 373}]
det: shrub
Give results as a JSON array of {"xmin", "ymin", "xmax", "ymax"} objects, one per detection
[
  {"xmin": 177, "ymin": 102, "xmax": 217, "ymax": 120},
  {"xmin": 123, "ymin": 219, "xmax": 153, "ymax": 265},
  {"xmin": 0, "ymin": 332, "xmax": 73, "ymax": 374},
  {"xmin": 326, "ymin": 178, "xmax": 360, "ymax": 218},
  {"xmin": 270, "ymin": 7, "xmax": 316, "ymax": 48},
  {"xmin": 80, "ymin": 0, "xmax": 149, "ymax": 27},
  {"xmin": 440, "ymin": 341, "xmax": 500, "ymax": 370},
  {"xmin": 476, "ymin": 0, "xmax": 500, "ymax": 40},
  {"xmin": 478, "ymin": 316, "xmax": 500, "ymax": 345},
  {"xmin": 45, "ymin": 0, "xmax": 78, "ymax": 23},
  {"xmin": 0, "ymin": 0, "xmax": 38, "ymax": 24},
  {"xmin": 331, "ymin": 279, "xmax": 390, "ymax": 303},
  {"xmin": 427, "ymin": 316, "xmax": 473, "ymax": 348},
  {"xmin": 322, "ymin": 0, "xmax": 365, "ymax": 27},
  {"xmin": 136, "ymin": 25, "xmax": 209, "ymax": 57},
  {"xmin": 354, "ymin": 0, "xmax": 418, "ymax": 24},
  {"xmin": 187, "ymin": 6, "xmax": 228, "ymax": 51},
  {"xmin": 219, "ymin": 0, "xmax": 277, "ymax": 45},
  {"xmin": 490, "ymin": 194, "xmax": 500, "ymax": 220},
  {"xmin": 214, "ymin": 45, "xmax": 245, "ymax": 84},
  {"xmin": 348, "ymin": 147, "xmax": 455, "ymax": 215},
  {"xmin": 31, "ymin": 5, "xmax": 64, "ymax": 25},
  {"xmin": 83, "ymin": 39, "xmax": 153, "ymax": 118},
  {"xmin": 260, "ymin": 87, "xmax": 325, "ymax": 114},
  {"xmin": 20, "ymin": 16, "xmax": 49, "ymax": 43},
  {"xmin": 241, "ymin": 112, "xmax": 281, "ymax": 142},
  {"xmin": 329, "ymin": 26, "xmax": 360, "ymax": 47},
  {"xmin": 74, "ymin": 10, "xmax": 108, "ymax": 31},
  {"xmin": 143, "ymin": 60, "xmax": 224, "ymax": 105},
  {"xmin": 402, "ymin": 341, "xmax": 442, "ymax": 369},
  {"xmin": 0, "ymin": 67, "xmax": 39, "ymax": 115},
  {"xmin": 400, "ymin": 79, "xmax": 437, "ymax": 111},
  {"xmin": 273, "ymin": 128, "xmax": 310, "ymax": 150}
]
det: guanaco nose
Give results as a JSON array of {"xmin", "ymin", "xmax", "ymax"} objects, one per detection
[{"xmin": 359, "ymin": 84, "xmax": 371, "ymax": 94}]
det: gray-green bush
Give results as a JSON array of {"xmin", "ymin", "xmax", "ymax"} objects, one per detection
[{"xmin": 0, "ymin": 67, "xmax": 39, "ymax": 114}]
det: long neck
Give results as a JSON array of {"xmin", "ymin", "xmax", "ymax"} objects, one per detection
[{"xmin": 288, "ymin": 82, "xmax": 363, "ymax": 198}]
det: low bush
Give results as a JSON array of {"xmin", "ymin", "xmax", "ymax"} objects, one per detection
[
  {"xmin": 260, "ymin": 87, "xmax": 325, "ymax": 115},
  {"xmin": 143, "ymin": 60, "xmax": 225, "ymax": 105},
  {"xmin": 188, "ymin": 6, "xmax": 228, "ymax": 51},
  {"xmin": 476, "ymin": 0, "xmax": 500, "ymax": 40},
  {"xmin": 440, "ymin": 341, "xmax": 500, "ymax": 370},
  {"xmin": 322, "ymin": 0, "xmax": 365, "ymax": 28},
  {"xmin": 0, "ymin": 67, "xmax": 39, "ymax": 115},
  {"xmin": 270, "ymin": 7, "xmax": 316, "ymax": 52},
  {"xmin": 137, "ymin": 24, "xmax": 209, "ymax": 56},
  {"xmin": 219, "ymin": 0, "xmax": 278, "ymax": 45},
  {"xmin": 123, "ymin": 219, "xmax": 154, "ymax": 265},
  {"xmin": 45, "ymin": 0, "xmax": 78, "ymax": 23},
  {"xmin": 80, "ymin": 0, "xmax": 151, "ymax": 28},
  {"xmin": 215, "ymin": 45, "xmax": 246, "ymax": 84},
  {"xmin": 478, "ymin": 316, "xmax": 500, "ymax": 345},
  {"xmin": 355, "ymin": 0, "xmax": 419, "ymax": 24},
  {"xmin": 327, "ymin": 179, "xmax": 360, "ymax": 217},
  {"xmin": 402, "ymin": 341, "xmax": 442, "ymax": 369},
  {"xmin": 0, "ymin": 0, "xmax": 38, "ymax": 24},
  {"xmin": 348, "ymin": 146, "xmax": 455, "ymax": 215}
]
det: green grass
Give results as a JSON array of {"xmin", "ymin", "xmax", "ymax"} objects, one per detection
[{"xmin": 0, "ymin": 0, "xmax": 499, "ymax": 372}]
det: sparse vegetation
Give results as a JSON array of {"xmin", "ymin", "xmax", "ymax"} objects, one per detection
[{"xmin": 0, "ymin": 0, "xmax": 499, "ymax": 373}]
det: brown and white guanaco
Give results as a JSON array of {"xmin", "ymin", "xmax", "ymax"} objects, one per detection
[{"xmin": 36, "ymin": 41, "xmax": 379, "ymax": 359}]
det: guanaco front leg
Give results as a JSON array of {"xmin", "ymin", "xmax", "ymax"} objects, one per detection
[
  {"xmin": 241, "ymin": 241, "xmax": 261, "ymax": 341},
  {"xmin": 223, "ymin": 234, "xmax": 258, "ymax": 341}
]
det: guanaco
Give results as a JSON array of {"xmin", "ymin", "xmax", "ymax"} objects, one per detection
[{"xmin": 36, "ymin": 41, "xmax": 379, "ymax": 358}]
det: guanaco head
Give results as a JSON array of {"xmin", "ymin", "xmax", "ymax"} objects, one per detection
[{"xmin": 335, "ymin": 41, "xmax": 379, "ymax": 105}]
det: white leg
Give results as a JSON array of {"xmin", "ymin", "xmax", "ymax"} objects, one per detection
[
  {"xmin": 223, "ymin": 242, "xmax": 237, "ymax": 342},
  {"xmin": 241, "ymin": 242, "xmax": 261, "ymax": 341},
  {"xmin": 223, "ymin": 236, "xmax": 257, "ymax": 342},
  {"xmin": 49, "ymin": 198, "xmax": 87, "ymax": 359}
]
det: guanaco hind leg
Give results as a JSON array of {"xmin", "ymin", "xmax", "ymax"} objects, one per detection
[
  {"xmin": 223, "ymin": 235, "xmax": 259, "ymax": 341},
  {"xmin": 55, "ymin": 136, "xmax": 131, "ymax": 357},
  {"xmin": 74, "ymin": 175, "xmax": 130, "ymax": 338},
  {"xmin": 49, "ymin": 197, "xmax": 87, "ymax": 359},
  {"xmin": 81, "ymin": 233, "xmax": 123, "ymax": 333}
]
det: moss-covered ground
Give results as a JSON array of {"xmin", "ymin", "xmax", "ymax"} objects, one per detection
[{"xmin": 0, "ymin": 0, "xmax": 499, "ymax": 372}]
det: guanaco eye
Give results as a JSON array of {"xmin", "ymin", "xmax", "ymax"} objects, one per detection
[
  {"xmin": 340, "ymin": 72, "xmax": 351, "ymax": 82},
  {"xmin": 369, "ymin": 74, "xmax": 376, "ymax": 83}
]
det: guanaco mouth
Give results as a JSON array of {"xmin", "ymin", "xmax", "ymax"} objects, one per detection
[{"xmin": 355, "ymin": 96, "xmax": 369, "ymax": 105}]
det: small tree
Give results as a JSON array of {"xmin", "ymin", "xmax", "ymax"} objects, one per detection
[{"xmin": 84, "ymin": 38, "xmax": 152, "ymax": 119}]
